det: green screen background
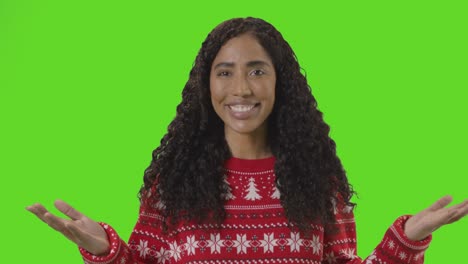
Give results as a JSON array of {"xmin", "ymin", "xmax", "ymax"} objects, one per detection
[{"xmin": 1, "ymin": 1, "xmax": 467, "ymax": 263}]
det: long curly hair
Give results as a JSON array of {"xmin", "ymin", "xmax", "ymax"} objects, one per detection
[{"xmin": 139, "ymin": 17, "xmax": 355, "ymax": 231}]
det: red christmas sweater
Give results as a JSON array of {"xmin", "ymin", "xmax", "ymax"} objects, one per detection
[{"xmin": 80, "ymin": 156, "xmax": 431, "ymax": 263}]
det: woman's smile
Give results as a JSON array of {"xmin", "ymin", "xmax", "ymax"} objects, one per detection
[{"xmin": 226, "ymin": 103, "xmax": 261, "ymax": 120}]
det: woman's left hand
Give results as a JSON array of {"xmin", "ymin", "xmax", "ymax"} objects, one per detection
[{"xmin": 404, "ymin": 195, "xmax": 468, "ymax": 241}]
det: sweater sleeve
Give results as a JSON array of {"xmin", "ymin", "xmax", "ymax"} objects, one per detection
[
  {"xmin": 79, "ymin": 203, "xmax": 168, "ymax": 264},
  {"xmin": 322, "ymin": 203, "xmax": 432, "ymax": 264}
]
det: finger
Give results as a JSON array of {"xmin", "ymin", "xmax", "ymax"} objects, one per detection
[
  {"xmin": 42, "ymin": 212, "xmax": 81, "ymax": 241},
  {"xmin": 27, "ymin": 204, "xmax": 70, "ymax": 235},
  {"xmin": 26, "ymin": 203, "xmax": 48, "ymax": 215},
  {"xmin": 448, "ymin": 199, "xmax": 468, "ymax": 211},
  {"xmin": 432, "ymin": 199, "xmax": 468, "ymax": 225},
  {"xmin": 43, "ymin": 211, "xmax": 73, "ymax": 234},
  {"xmin": 27, "ymin": 204, "xmax": 83, "ymax": 245},
  {"xmin": 446, "ymin": 199, "xmax": 468, "ymax": 224},
  {"xmin": 26, "ymin": 203, "xmax": 51, "ymax": 223},
  {"xmin": 54, "ymin": 200, "xmax": 84, "ymax": 220},
  {"xmin": 428, "ymin": 195, "xmax": 453, "ymax": 211}
]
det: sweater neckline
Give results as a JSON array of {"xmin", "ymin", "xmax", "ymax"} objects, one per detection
[{"xmin": 224, "ymin": 156, "xmax": 275, "ymax": 171}]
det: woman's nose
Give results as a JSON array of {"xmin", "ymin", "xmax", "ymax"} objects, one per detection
[{"xmin": 232, "ymin": 76, "xmax": 252, "ymax": 97}]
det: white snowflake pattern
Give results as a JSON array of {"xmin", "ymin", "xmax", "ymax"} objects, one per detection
[
  {"xmin": 208, "ymin": 233, "xmax": 224, "ymax": 254},
  {"xmin": 310, "ymin": 235, "xmax": 321, "ymax": 255},
  {"xmin": 136, "ymin": 240, "xmax": 150, "ymax": 258},
  {"xmin": 287, "ymin": 232, "xmax": 303, "ymax": 252},
  {"xmin": 186, "ymin": 235, "xmax": 198, "ymax": 255},
  {"xmin": 156, "ymin": 247, "xmax": 170, "ymax": 264},
  {"xmin": 387, "ymin": 240, "xmax": 395, "ymax": 250},
  {"xmin": 399, "ymin": 251, "xmax": 407, "ymax": 260},
  {"xmin": 133, "ymin": 231, "xmax": 350, "ymax": 262},
  {"xmin": 169, "ymin": 241, "xmax": 182, "ymax": 261},
  {"xmin": 260, "ymin": 233, "xmax": 278, "ymax": 253},
  {"xmin": 233, "ymin": 234, "xmax": 249, "ymax": 254},
  {"xmin": 340, "ymin": 248, "xmax": 357, "ymax": 259}
]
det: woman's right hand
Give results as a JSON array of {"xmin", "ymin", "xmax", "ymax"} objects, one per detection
[{"xmin": 26, "ymin": 200, "xmax": 110, "ymax": 256}]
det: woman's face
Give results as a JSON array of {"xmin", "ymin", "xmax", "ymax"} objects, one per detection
[{"xmin": 209, "ymin": 34, "xmax": 276, "ymax": 137}]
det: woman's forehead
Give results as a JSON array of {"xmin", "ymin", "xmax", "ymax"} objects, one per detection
[{"xmin": 212, "ymin": 34, "xmax": 272, "ymax": 66}]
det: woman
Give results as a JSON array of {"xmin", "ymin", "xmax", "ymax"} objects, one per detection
[{"xmin": 27, "ymin": 17, "xmax": 468, "ymax": 263}]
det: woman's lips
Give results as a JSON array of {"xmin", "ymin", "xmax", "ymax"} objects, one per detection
[{"xmin": 226, "ymin": 103, "xmax": 260, "ymax": 120}]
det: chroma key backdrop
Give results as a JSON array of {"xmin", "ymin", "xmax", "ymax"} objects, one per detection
[{"xmin": 1, "ymin": 1, "xmax": 467, "ymax": 263}]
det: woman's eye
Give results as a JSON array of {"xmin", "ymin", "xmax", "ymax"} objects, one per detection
[
  {"xmin": 251, "ymin": 69, "xmax": 265, "ymax": 76},
  {"xmin": 217, "ymin": 71, "xmax": 230, "ymax": 77}
]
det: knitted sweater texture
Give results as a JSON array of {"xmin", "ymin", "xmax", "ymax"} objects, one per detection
[{"xmin": 80, "ymin": 156, "xmax": 431, "ymax": 263}]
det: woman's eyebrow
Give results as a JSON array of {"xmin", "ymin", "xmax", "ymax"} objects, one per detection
[
  {"xmin": 213, "ymin": 62, "xmax": 235, "ymax": 69},
  {"xmin": 213, "ymin": 60, "xmax": 271, "ymax": 70},
  {"xmin": 246, "ymin": 60, "xmax": 270, "ymax": 68}
]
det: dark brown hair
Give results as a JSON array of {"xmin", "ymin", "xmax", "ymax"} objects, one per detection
[{"xmin": 139, "ymin": 17, "xmax": 355, "ymax": 231}]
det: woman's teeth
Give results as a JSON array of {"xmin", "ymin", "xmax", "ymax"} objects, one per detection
[{"xmin": 229, "ymin": 105, "xmax": 256, "ymax": 112}]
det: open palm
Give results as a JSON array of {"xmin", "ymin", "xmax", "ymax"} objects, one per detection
[
  {"xmin": 405, "ymin": 195, "xmax": 468, "ymax": 241},
  {"xmin": 26, "ymin": 200, "xmax": 110, "ymax": 256}
]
